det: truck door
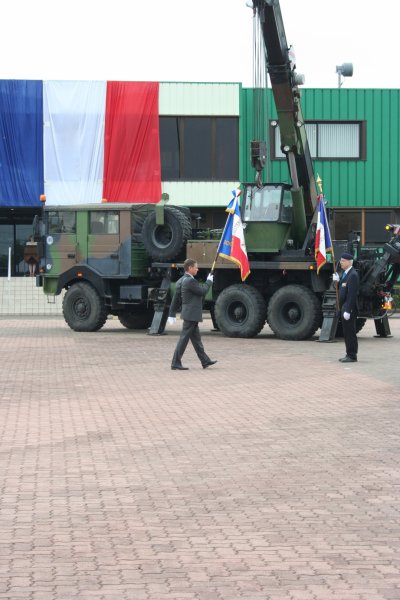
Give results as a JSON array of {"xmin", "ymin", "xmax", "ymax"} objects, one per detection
[
  {"xmin": 45, "ymin": 209, "xmax": 78, "ymax": 276},
  {"xmin": 87, "ymin": 210, "xmax": 126, "ymax": 276}
]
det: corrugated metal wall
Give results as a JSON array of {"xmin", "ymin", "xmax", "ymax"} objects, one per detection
[
  {"xmin": 159, "ymin": 82, "xmax": 240, "ymax": 116},
  {"xmin": 241, "ymin": 88, "xmax": 400, "ymax": 209}
]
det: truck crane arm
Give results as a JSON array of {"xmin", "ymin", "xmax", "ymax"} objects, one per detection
[{"xmin": 250, "ymin": 0, "xmax": 317, "ymax": 218}]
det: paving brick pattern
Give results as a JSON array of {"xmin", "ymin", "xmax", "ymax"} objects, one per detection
[{"xmin": 0, "ymin": 316, "xmax": 400, "ymax": 600}]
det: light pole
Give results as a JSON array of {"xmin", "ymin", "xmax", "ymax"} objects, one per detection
[{"xmin": 336, "ymin": 63, "xmax": 353, "ymax": 88}]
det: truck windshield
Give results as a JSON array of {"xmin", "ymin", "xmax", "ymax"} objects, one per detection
[
  {"xmin": 243, "ymin": 186, "xmax": 283, "ymax": 222},
  {"xmin": 48, "ymin": 211, "xmax": 76, "ymax": 234}
]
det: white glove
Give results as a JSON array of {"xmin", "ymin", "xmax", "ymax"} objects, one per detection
[
  {"xmin": 343, "ymin": 312, "xmax": 351, "ymax": 321},
  {"xmin": 167, "ymin": 316, "xmax": 176, "ymax": 325},
  {"xmin": 207, "ymin": 273, "xmax": 214, "ymax": 283},
  {"xmin": 332, "ymin": 272, "xmax": 340, "ymax": 282}
]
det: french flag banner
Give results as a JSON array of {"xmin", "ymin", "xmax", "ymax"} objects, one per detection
[
  {"xmin": 216, "ymin": 189, "xmax": 251, "ymax": 281},
  {"xmin": 0, "ymin": 80, "xmax": 161, "ymax": 207},
  {"xmin": 315, "ymin": 194, "xmax": 333, "ymax": 274}
]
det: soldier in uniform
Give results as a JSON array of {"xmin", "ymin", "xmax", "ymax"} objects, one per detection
[{"xmin": 333, "ymin": 252, "xmax": 360, "ymax": 363}]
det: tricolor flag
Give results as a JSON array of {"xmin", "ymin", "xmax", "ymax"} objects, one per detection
[
  {"xmin": 0, "ymin": 80, "xmax": 161, "ymax": 207},
  {"xmin": 315, "ymin": 194, "xmax": 333, "ymax": 274},
  {"xmin": 216, "ymin": 189, "xmax": 251, "ymax": 281}
]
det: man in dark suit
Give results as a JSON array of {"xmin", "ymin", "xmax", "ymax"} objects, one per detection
[
  {"xmin": 168, "ymin": 258, "xmax": 217, "ymax": 371},
  {"xmin": 333, "ymin": 252, "xmax": 360, "ymax": 363}
]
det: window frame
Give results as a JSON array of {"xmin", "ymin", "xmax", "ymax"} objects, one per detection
[
  {"xmin": 160, "ymin": 115, "xmax": 239, "ymax": 181},
  {"xmin": 89, "ymin": 211, "xmax": 120, "ymax": 235},
  {"xmin": 270, "ymin": 120, "xmax": 367, "ymax": 161},
  {"xmin": 47, "ymin": 211, "xmax": 77, "ymax": 235}
]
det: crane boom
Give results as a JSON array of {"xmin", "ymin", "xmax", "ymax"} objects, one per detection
[{"xmin": 251, "ymin": 0, "xmax": 317, "ymax": 217}]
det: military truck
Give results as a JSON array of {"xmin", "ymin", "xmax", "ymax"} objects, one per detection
[
  {"xmin": 33, "ymin": 201, "xmax": 202, "ymax": 332},
  {"xmin": 32, "ymin": 192, "xmax": 400, "ymax": 340},
  {"xmin": 33, "ymin": 0, "xmax": 400, "ymax": 339}
]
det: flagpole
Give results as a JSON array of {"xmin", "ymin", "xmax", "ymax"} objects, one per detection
[
  {"xmin": 210, "ymin": 189, "xmax": 240, "ymax": 274},
  {"xmin": 210, "ymin": 210, "xmax": 232, "ymax": 274},
  {"xmin": 316, "ymin": 174, "xmax": 339, "ymax": 309}
]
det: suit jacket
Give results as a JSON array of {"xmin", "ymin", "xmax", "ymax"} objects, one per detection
[
  {"xmin": 169, "ymin": 274, "xmax": 187, "ymax": 318},
  {"xmin": 169, "ymin": 274, "xmax": 212, "ymax": 322},
  {"xmin": 339, "ymin": 267, "xmax": 359, "ymax": 314}
]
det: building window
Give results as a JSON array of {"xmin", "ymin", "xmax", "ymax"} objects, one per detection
[
  {"xmin": 333, "ymin": 211, "xmax": 361, "ymax": 241},
  {"xmin": 160, "ymin": 116, "xmax": 239, "ymax": 181},
  {"xmin": 272, "ymin": 121, "xmax": 366, "ymax": 160},
  {"xmin": 333, "ymin": 210, "xmax": 394, "ymax": 246},
  {"xmin": 365, "ymin": 211, "xmax": 392, "ymax": 243},
  {"xmin": 183, "ymin": 118, "xmax": 212, "ymax": 179}
]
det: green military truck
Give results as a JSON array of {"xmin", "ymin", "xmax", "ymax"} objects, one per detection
[{"xmin": 33, "ymin": 201, "xmax": 201, "ymax": 333}]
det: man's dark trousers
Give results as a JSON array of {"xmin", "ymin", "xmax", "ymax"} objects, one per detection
[
  {"xmin": 342, "ymin": 313, "xmax": 358, "ymax": 360},
  {"xmin": 172, "ymin": 320, "xmax": 211, "ymax": 368}
]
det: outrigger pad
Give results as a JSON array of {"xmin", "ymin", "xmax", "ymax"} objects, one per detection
[
  {"xmin": 148, "ymin": 274, "xmax": 171, "ymax": 335},
  {"xmin": 319, "ymin": 315, "xmax": 339, "ymax": 342},
  {"xmin": 374, "ymin": 314, "xmax": 392, "ymax": 338}
]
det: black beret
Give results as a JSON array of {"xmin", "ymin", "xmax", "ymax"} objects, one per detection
[{"xmin": 341, "ymin": 252, "xmax": 354, "ymax": 260}]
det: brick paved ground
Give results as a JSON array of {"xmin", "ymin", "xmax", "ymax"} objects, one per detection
[{"xmin": 0, "ymin": 316, "xmax": 400, "ymax": 600}]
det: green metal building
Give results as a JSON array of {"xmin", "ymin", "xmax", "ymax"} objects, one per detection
[{"xmin": 241, "ymin": 87, "xmax": 400, "ymax": 245}]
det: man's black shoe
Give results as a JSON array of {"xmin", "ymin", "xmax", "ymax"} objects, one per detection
[
  {"xmin": 203, "ymin": 360, "xmax": 218, "ymax": 369},
  {"xmin": 171, "ymin": 365, "xmax": 189, "ymax": 370},
  {"xmin": 339, "ymin": 356, "xmax": 357, "ymax": 363}
]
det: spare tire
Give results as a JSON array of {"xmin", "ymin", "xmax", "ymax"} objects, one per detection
[{"xmin": 141, "ymin": 206, "xmax": 191, "ymax": 261}]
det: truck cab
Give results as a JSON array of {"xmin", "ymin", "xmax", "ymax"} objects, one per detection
[
  {"xmin": 39, "ymin": 205, "xmax": 145, "ymax": 296},
  {"xmin": 242, "ymin": 183, "xmax": 293, "ymax": 253}
]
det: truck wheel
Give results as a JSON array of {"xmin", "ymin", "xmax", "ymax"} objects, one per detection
[
  {"xmin": 118, "ymin": 308, "xmax": 154, "ymax": 330},
  {"xmin": 63, "ymin": 282, "xmax": 107, "ymax": 332},
  {"xmin": 132, "ymin": 214, "xmax": 146, "ymax": 234},
  {"xmin": 141, "ymin": 206, "xmax": 191, "ymax": 261},
  {"xmin": 267, "ymin": 284, "xmax": 322, "ymax": 340},
  {"xmin": 336, "ymin": 317, "xmax": 367, "ymax": 338},
  {"xmin": 214, "ymin": 284, "xmax": 267, "ymax": 338}
]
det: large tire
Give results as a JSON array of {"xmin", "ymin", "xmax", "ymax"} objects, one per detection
[
  {"xmin": 209, "ymin": 303, "xmax": 220, "ymax": 331},
  {"xmin": 267, "ymin": 284, "xmax": 322, "ymax": 340},
  {"xmin": 118, "ymin": 307, "xmax": 154, "ymax": 330},
  {"xmin": 132, "ymin": 214, "xmax": 146, "ymax": 234},
  {"xmin": 336, "ymin": 317, "xmax": 367, "ymax": 338},
  {"xmin": 141, "ymin": 206, "xmax": 191, "ymax": 261},
  {"xmin": 63, "ymin": 282, "xmax": 107, "ymax": 332},
  {"xmin": 214, "ymin": 284, "xmax": 267, "ymax": 338}
]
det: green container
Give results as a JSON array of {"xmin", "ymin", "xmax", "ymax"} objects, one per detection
[{"xmin": 131, "ymin": 241, "xmax": 150, "ymax": 277}]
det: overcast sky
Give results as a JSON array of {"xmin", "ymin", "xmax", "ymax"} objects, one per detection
[{"xmin": 0, "ymin": 0, "xmax": 396, "ymax": 89}]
